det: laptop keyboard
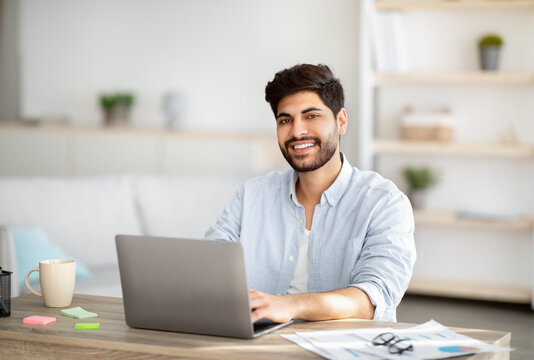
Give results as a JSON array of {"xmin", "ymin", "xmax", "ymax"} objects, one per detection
[{"xmin": 253, "ymin": 319, "xmax": 279, "ymax": 333}]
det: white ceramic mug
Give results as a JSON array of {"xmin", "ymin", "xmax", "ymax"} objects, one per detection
[{"xmin": 25, "ymin": 259, "xmax": 76, "ymax": 307}]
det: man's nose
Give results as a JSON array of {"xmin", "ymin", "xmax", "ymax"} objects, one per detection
[{"xmin": 290, "ymin": 118, "xmax": 308, "ymax": 138}]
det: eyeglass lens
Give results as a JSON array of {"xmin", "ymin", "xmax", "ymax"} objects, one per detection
[
  {"xmin": 389, "ymin": 338, "xmax": 414, "ymax": 354},
  {"xmin": 372, "ymin": 332, "xmax": 396, "ymax": 345},
  {"xmin": 372, "ymin": 332, "xmax": 414, "ymax": 355}
]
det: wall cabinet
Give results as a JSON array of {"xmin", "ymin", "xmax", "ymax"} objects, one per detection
[{"xmin": 0, "ymin": 124, "xmax": 285, "ymax": 176}]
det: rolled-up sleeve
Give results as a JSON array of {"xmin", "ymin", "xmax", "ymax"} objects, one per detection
[{"xmin": 350, "ymin": 192, "xmax": 416, "ymax": 322}]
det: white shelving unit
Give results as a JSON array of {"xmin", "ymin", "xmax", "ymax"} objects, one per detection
[
  {"xmin": 374, "ymin": 139, "xmax": 534, "ymax": 159},
  {"xmin": 374, "ymin": 72, "xmax": 534, "ymax": 85},
  {"xmin": 359, "ymin": 0, "xmax": 534, "ymax": 307},
  {"xmin": 413, "ymin": 210, "xmax": 533, "ymax": 233},
  {"xmin": 374, "ymin": 0, "xmax": 534, "ymax": 11}
]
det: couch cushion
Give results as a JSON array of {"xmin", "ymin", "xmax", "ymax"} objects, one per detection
[
  {"xmin": 11, "ymin": 226, "xmax": 92, "ymax": 287},
  {"xmin": 134, "ymin": 175, "xmax": 247, "ymax": 238},
  {"xmin": 0, "ymin": 177, "xmax": 142, "ymax": 268}
]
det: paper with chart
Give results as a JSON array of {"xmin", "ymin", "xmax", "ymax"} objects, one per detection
[
  {"xmin": 282, "ymin": 319, "xmax": 511, "ymax": 360},
  {"xmin": 283, "ymin": 326, "xmax": 392, "ymax": 360}
]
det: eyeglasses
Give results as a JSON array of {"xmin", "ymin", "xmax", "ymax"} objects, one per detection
[{"xmin": 371, "ymin": 332, "xmax": 414, "ymax": 355}]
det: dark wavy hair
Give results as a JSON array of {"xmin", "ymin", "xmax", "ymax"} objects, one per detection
[{"xmin": 265, "ymin": 64, "xmax": 344, "ymax": 118}]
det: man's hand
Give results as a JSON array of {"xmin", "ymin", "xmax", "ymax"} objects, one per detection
[
  {"xmin": 249, "ymin": 289, "xmax": 296, "ymax": 323},
  {"xmin": 249, "ymin": 287, "xmax": 375, "ymax": 323}
]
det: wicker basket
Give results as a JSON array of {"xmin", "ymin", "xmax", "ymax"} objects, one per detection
[{"xmin": 401, "ymin": 125, "xmax": 453, "ymax": 142}]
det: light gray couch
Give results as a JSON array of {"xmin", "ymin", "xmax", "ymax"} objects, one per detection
[{"xmin": 0, "ymin": 175, "xmax": 249, "ymax": 298}]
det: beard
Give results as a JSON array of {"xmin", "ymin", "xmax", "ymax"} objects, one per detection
[{"xmin": 279, "ymin": 131, "xmax": 338, "ymax": 172}]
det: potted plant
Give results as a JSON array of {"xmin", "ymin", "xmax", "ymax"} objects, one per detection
[
  {"xmin": 99, "ymin": 92, "xmax": 135, "ymax": 126},
  {"xmin": 402, "ymin": 166, "xmax": 439, "ymax": 209},
  {"xmin": 478, "ymin": 34, "xmax": 503, "ymax": 71}
]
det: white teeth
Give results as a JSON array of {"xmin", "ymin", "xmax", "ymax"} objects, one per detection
[{"xmin": 294, "ymin": 143, "xmax": 314, "ymax": 150}]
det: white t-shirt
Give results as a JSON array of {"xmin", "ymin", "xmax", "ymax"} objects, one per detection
[{"xmin": 287, "ymin": 229, "xmax": 310, "ymax": 294}]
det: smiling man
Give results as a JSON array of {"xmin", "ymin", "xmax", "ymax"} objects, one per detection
[{"xmin": 205, "ymin": 64, "xmax": 416, "ymax": 324}]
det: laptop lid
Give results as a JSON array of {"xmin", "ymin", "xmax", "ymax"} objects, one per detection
[{"xmin": 115, "ymin": 234, "xmax": 291, "ymax": 339}]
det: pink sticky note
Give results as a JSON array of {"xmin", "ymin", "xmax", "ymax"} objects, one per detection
[{"xmin": 23, "ymin": 315, "xmax": 56, "ymax": 325}]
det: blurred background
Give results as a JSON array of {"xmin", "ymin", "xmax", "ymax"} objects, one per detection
[
  {"xmin": 0, "ymin": 0, "xmax": 533, "ymax": 358},
  {"xmin": 0, "ymin": 0, "xmax": 361, "ymax": 176}
]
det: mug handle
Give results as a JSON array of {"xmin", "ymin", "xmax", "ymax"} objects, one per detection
[{"xmin": 25, "ymin": 268, "xmax": 42, "ymax": 296}]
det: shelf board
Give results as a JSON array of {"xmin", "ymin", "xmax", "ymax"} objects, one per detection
[
  {"xmin": 414, "ymin": 210, "xmax": 533, "ymax": 231},
  {"xmin": 374, "ymin": 72, "xmax": 534, "ymax": 85},
  {"xmin": 0, "ymin": 122, "xmax": 275, "ymax": 142},
  {"xmin": 373, "ymin": 139, "xmax": 534, "ymax": 158},
  {"xmin": 375, "ymin": 0, "xmax": 534, "ymax": 11},
  {"xmin": 408, "ymin": 277, "xmax": 532, "ymax": 304}
]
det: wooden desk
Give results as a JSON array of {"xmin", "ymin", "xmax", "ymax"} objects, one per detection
[{"xmin": 0, "ymin": 294, "xmax": 511, "ymax": 359}]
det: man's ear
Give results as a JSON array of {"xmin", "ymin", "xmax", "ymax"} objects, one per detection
[{"xmin": 337, "ymin": 108, "xmax": 348, "ymax": 135}]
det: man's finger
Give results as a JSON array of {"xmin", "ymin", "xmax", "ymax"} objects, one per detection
[
  {"xmin": 249, "ymin": 289, "xmax": 264, "ymax": 298},
  {"xmin": 248, "ymin": 289, "xmax": 260, "ymax": 301},
  {"xmin": 249, "ymin": 289, "xmax": 269, "ymax": 304},
  {"xmin": 249, "ymin": 297, "xmax": 264, "ymax": 309},
  {"xmin": 251, "ymin": 308, "xmax": 263, "ymax": 323}
]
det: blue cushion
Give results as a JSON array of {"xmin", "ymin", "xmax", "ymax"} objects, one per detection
[{"xmin": 10, "ymin": 227, "xmax": 91, "ymax": 287}]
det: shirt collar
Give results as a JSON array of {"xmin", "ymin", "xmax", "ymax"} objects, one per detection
[
  {"xmin": 288, "ymin": 152, "xmax": 352, "ymax": 207},
  {"xmin": 289, "ymin": 169, "xmax": 300, "ymax": 206}
]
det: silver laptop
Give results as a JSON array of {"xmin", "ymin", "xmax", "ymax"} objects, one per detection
[{"xmin": 115, "ymin": 234, "xmax": 293, "ymax": 338}]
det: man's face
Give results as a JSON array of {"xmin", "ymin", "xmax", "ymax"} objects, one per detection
[{"xmin": 276, "ymin": 91, "xmax": 346, "ymax": 172}]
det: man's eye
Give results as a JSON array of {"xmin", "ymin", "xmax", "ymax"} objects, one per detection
[
  {"xmin": 306, "ymin": 113, "xmax": 319, "ymax": 119},
  {"xmin": 279, "ymin": 118, "xmax": 290, "ymax": 124}
]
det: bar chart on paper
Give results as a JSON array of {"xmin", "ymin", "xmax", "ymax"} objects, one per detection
[
  {"xmin": 282, "ymin": 320, "xmax": 511, "ymax": 360},
  {"xmin": 439, "ymin": 346, "xmax": 481, "ymax": 354}
]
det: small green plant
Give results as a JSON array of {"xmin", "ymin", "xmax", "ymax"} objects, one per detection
[
  {"xmin": 99, "ymin": 93, "xmax": 135, "ymax": 110},
  {"xmin": 478, "ymin": 34, "xmax": 503, "ymax": 48},
  {"xmin": 99, "ymin": 92, "xmax": 135, "ymax": 126},
  {"xmin": 403, "ymin": 167, "xmax": 439, "ymax": 191}
]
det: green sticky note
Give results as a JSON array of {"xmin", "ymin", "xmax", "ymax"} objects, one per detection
[
  {"xmin": 61, "ymin": 307, "xmax": 98, "ymax": 319},
  {"xmin": 74, "ymin": 323, "xmax": 100, "ymax": 330}
]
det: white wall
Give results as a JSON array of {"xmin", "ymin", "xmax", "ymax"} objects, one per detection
[{"xmin": 17, "ymin": 0, "xmax": 361, "ymax": 161}]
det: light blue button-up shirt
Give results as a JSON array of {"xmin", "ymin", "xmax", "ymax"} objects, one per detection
[{"xmin": 205, "ymin": 154, "xmax": 416, "ymax": 322}]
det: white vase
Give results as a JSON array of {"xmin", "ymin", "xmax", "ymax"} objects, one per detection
[{"xmin": 162, "ymin": 91, "xmax": 185, "ymax": 130}]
